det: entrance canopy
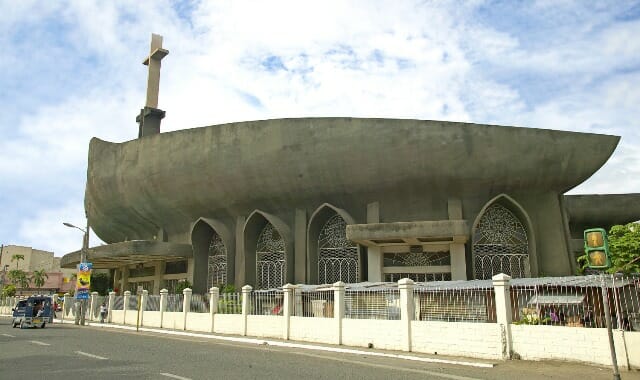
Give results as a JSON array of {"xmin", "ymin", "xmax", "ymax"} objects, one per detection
[
  {"xmin": 60, "ymin": 240, "xmax": 193, "ymax": 269},
  {"xmin": 346, "ymin": 220, "xmax": 469, "ymax": 247}
]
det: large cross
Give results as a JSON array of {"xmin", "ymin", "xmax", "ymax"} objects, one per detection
[
  {"xmin": 137, "ymin": 34, "xmax": 169, "ymax": 138},
  {"xmin": 143, "ymin": 34, "xmax": 169, "ymax": 109}
]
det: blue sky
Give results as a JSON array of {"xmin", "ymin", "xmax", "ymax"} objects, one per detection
[{"xmin": 1, "ymin": 0, "xmax": 639, "ymax": 257}]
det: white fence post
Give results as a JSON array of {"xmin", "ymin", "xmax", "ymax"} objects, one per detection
[
  {"xmin": 63, "ymin": 293, "xmax": 71, "ymax": 320},
  {"xmin": 242, "ymin": 285, "xmax": 252, "ymax": 336},
  {"xmin": 333, "ymin": 281, "xmax": 345, "ymax": 345},
  {"xmin": 89, "ymin": 292, "xmax": 99, "ymax": 321},
  {"xmin": 209, "ymin": 287, "xmax": 219, "ymax": 333},
  {"xmin": 294, "ymin": 287, "xmax": 303, "ymax": 316},
  {"xmin": 492, "ymin": 273, "xmax": 513, "ymax": 360},
  {"xmin": 399, "ymin": 278, "xmax": 415, "ymax": 352},
  {"xmin": 140, "ymin": 289, "xmax": 148, "ymax": 327},
  {"xmin": 123, "ymin": 291, "xmax": 131, "ymax": 325},
  {"xmin": 159, "ymin": 288, "xmax": 168, "ymax": 328},
  {"xmin": 282, "ymin": 283, "xmax": 295, "ymax": 340},
  {"xmin": 107, "ymin": 291, "xmax": 115, "ymax": 323},
  {"xmin": 183, "ymin": 287, "xmax": 192, "ymax": 330}
]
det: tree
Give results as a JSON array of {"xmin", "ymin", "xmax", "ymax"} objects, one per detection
[
  {"xmin": 1, "ymin": 284, "xmax": 16, "ymax": 297},
  {"xmin": 607, "ymin": 223, "xmax": 640, "ymax": 274},
  {"xmin": 8, "ymin": 269, "xmax": 29, "ymax": 288},
  {"xmin": 31, "ymin": 269, "xmax": 49, "ymax": 289},
  {"xmin": 90, "ymin": 272, "xmax": 111, "ymax": 295},
  {"xmin": 11, "ymin": 254, "xmax": 24, "ymax": 269},
  {"xmin": 175, "ymin": 279, "xmax": 192, "ymax": 294}
]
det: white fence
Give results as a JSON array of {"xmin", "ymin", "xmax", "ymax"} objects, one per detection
[{"xmin": 1, "ymin": 274, "xmax": 639, "ymax": 370}]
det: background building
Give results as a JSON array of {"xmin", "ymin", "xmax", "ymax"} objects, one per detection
[{"xmin": 1, "ymin": 245, "xmax": 75, "ymax": 295}]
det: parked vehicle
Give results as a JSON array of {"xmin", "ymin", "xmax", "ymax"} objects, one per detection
[{"xmin": 12, "ymin": 296, "xmax": 54, "ymax": 329}]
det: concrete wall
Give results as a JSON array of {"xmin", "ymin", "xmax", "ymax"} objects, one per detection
[{"xmin": 412, "ymin": 321, "xmax": 503, "ymax": 359}]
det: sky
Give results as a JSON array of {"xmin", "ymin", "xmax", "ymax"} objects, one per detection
[{"xmin": 1, "ymin": 0, "xmax": 639, "ymax": 257}]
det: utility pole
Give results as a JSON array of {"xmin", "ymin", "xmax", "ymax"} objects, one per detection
[{"xmin": 63, "ymin": 221, "xmax": 90, "ymax": 326}]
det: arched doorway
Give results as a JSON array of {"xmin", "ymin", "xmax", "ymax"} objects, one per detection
[
  {"xmin": 318, "ymin": 213, "xmax": 359, "ymax": 284},
  {"xmin": 207, "ymin": 231, "xmax": 227, "ymax": 289},
  {"xmin": 256, "ymin": 223, "xmax": 286, "ymax": 289},
  {"xmin": 473, "ymin": 203, "xmax": 531, "ymax": 279}
]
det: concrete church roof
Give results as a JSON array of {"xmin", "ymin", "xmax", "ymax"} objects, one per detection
[{"xmin": 84, "ymin": 118, "xmax": 619, "ymax": 243}]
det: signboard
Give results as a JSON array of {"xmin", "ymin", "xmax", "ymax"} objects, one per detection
[{"xmin": 75, "ymin": 262, "xmax": 93, "ymax": 300}]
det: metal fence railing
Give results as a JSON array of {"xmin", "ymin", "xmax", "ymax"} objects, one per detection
[
  {"xmin": 249, "ymin": 291, "xmax": 283, "ymax": 315},
  {"xmin": 415, "ymin": 286, "xmax": 496, "ymax": 323},
  {"xmin": 345, "ymin": 289, "xmax": 400, "ymax": 320},
  {"xmin": 190, "ymin": 293, "xmax": 210, "ymax": 313},
  {"xmin": 510, "ymin": 274, "xmax": 640, "ymax": 330},
  {"xmin": 218, "ymin": 292, "xmax": 242, "ymax": 314},
  {"xmin": 112, "ymin": 296, "xmax": 124, "ymax": 311},
  {"xmin": 294, "ymin": 289, "xmax": 334, "ymax": 318},
  {"xmin": 146, "ymin": 295, "xmax": 161, "ymax": 311},
  {"xmin": 166, "ymin": 294, "xmax": 184, "ymax": 312}
]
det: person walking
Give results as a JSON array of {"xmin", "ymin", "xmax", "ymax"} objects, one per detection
[{"xmin": 99, "ymin": 303, "xmax": 108, "ymax": 323}]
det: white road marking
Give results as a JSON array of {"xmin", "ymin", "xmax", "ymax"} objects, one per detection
[
  {"xmin": 29, "ymin": 340, "xmax": 50, "ymax": 346},
  {"xmin": 159, "ymin": 373, "xmax": 192, "ymax": 380},
  {"xmin": 75, "ymin": 351, "xmax": 108, "ymax": 360},
  {"xmin": 1, "ymin": 333, "xmax": 15, "ymax": 338}
]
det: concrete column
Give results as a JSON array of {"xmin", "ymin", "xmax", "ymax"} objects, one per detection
[
  {"xmin": 159, "ymin": 288, "xmax": 168, "ymax": 328},
  {"xmin": 333, "ymin": 281, "xmax": 345, "ymax": 345},
  {"xmin": 492, "ymin": 273, "xmax": 513, "ymax": 359},
  {"xmin": 450, "ymin": 243, "xmax": 467, "ymax": 280},
  {"xmin": 235, "ymin": 216, "xmax": 246, "ymax": 287},
  {"xmin": 123, "ymin": 291, "xmax": 131, "ymax": 324},
  {"xmin": 182, "ymin": 287, "xmax": 192, "ymax": 330},
  {"xmin": 107, "ymin": 291, "xmax": 115, "ymax": 323},
  {"xmin": 153, "ymin": 261, "xmax": 165, "ymax": 294},
  {"xmin": 399, "ymin": 278, "xmax": 415, "ymax": 352},
  {"xmin": 241, "ymin": 285, "xmax": 252, "ymax": 336},
  {"xmin": 140, "ymin": 289, "xmax": 148, "ymax": 327},
  {"xmin": 209, "ymin": 287, "xmax": 219, "ymax": 333},
  {"xmin": 112, "ymin": 269, "xmax": 120, "ymax": 293},
  {"xmin": 89, "ymin": 292, "xmax": 99, "ymax": 321},
  {"xmin": 120, "ymin": 266, "xmax": 129, "ymax": 295},
  {"xmin": 63, "ymin": 293, "xmax": 70, "ymax": 321},
  {"xmin": 282, "ymin": 283, "xmax": 295, "ymax": 340},
  {"xmin": 294, "ymin": 209, "xmax": 307, "ymax": 284},
  {"xmin": 367, "ymin": 246, "xmax": 383, "ymax": 282}
]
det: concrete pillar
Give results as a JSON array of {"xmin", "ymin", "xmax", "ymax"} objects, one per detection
[
  {"xmin": 107, "ymin": 291, "xmax": 115, "ymax": 323},
  {"xmin": 235, "ymin": 216, "xmax": 246, "ymax": 287},
  {"xmin": 492, "ymin": 273, "xmax": 513, "ymax": 359},
  {"xmin": 112, "ymin": 269, "xmax": 120, "ymax": 293},
  {"xmin": 159, "ymin": 288, "xmax": 168, "ymax": 328},
  {"xmin": 153, "ymin": 261, "xmax": 165, "ymax": 294},
  {"xmin": 120, "ymin": 266, "xmax": 129, "ymax": 295},
  {"xmin": 89, "ymin": 292, "xmax": 99, "ymax": 321},
  {"xmin": 282, "ymin": 283, "xmax": 295, "ymax": 340},
  {"xmin": 399, "ymin": 278, "xmax": 415, "ymax": 352},
  {"xmin": 63, "ymin": 293, "xmax": 70, "ymax": 321},
  {"xmin": 209, "ymin": 287, "xmax": 219, "ymax": 333},
  {"xmin": 367, "ymin": 246, "xmax": 383, "ymax": 282},
  {"xmin": 294, "ymin": 209, "xmax": 307, "ymax": 284},
  {"xmin": 182, "ymin": 287, "xmax": 192, "ymax": 330},
  {"xmin": 450, "ymin": 243, "xmax": 467, "ymax": 280},
  {"xmin": 333, "ymin": 281, "xmax": 345, "ymax": 345},
  {"xmin": 241, "ymin": 284, "xmax": 252, "ymax": 336}
]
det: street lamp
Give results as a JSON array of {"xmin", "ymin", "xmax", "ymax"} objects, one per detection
[{"xmin": 63, "ymin": 221, "xmax": 89, "ymax": 325}]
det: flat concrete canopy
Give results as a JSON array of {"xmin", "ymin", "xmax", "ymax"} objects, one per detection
[
  {"xmin": 564, "ymin": 194, "xmax": 640, "ymax": 227},
  {"xmin": 346, "ymin": 220, "xmax": 469, "ymax": 247},
  {"xmin": 60, "ymin": 240, "xmax": 193, "ymax": 269}
]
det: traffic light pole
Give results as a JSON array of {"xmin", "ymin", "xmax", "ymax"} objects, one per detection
[{"xmin": 601, "ymin": 277, "xmax": 621, "ymax": 380}]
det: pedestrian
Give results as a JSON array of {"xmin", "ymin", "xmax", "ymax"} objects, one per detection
[{"xmin": 99, "ymin": 303, "xmax": 108, "ymax": 323}]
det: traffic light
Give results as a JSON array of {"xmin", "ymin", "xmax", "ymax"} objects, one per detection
[{"xmin": 583, "ymin": 228, "xmax": 611, "ymax": 269}]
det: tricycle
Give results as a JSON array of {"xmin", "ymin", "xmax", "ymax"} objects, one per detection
[{"xmin": 12, "ymin": 295, "xmax": 54, "ymax": 329}]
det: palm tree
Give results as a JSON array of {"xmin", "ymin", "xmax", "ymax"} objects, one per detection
[
  {"xmin": 8, "ymin": 269, "xmax": 29, "ymax": 289},
  {"xmin": 11, "ymin": 254, "xmax": 25, "ymax": 269},
  {"xmin": 31, "ymin": 269, "xmax": 48, "ymax": 289}
]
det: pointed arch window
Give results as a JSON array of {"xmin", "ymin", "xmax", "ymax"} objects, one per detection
[
  {"xmin": 256, "ymin": 223, "xmax": 286, "ymax": 289},
  {"xmin": 318, "ymin": 214, "xmax": 359, "ymax": 284},
  {"xmin": 473, "ymin": 203, "xmax": 530, "ymax": 279},
  {"xmin": 207, "ymin": 231, "xmax": 227, "ymax": 288}
]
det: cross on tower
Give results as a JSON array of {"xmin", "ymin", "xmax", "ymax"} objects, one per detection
[{"xmin": 136, "ymin": 33, "xmax": 169, "ymax": 138}]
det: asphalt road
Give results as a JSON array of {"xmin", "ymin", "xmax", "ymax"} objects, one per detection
[{"xmin": 0, "ymin": 316, "xmax": 639, "ymax": 380}]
